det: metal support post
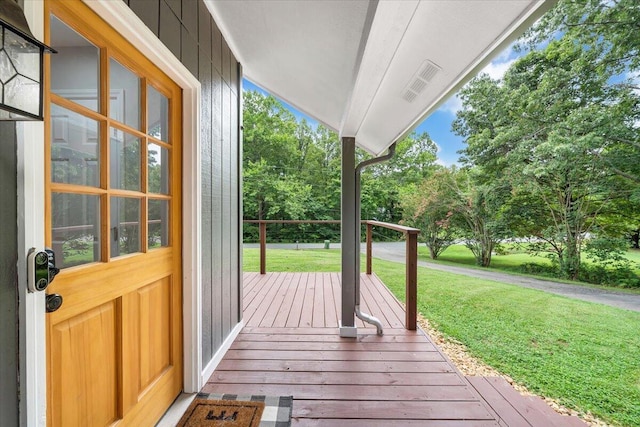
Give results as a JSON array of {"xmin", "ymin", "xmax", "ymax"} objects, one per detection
[{"xmin": 340, "ymin": 137, "xmax": 357, "ymax": 337}]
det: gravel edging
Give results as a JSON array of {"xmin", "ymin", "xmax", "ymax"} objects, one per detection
[{"xmin": 416, "ymin": 313, "xmax": 612, "ymax": 427}]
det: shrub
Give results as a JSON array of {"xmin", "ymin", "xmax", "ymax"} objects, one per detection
[
  {"xmin": 579, "ymin": 264, "xmax": 640, "ymax": 288},
  {"xmin": 518, "ymin": 262, "xmax": 557, "ymax": 278}
]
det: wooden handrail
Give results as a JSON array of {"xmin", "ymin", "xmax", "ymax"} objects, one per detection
[
  {"xmin": 364, "ymin": 220, "xmax": 420, "ymax": 235},
  {"xmin": 364, "ymin": 221, "xmax": 419, "ymax": 331},
  {"xmin": 244, "ymin": 219, "xmax": 420, "ymax": 331}
]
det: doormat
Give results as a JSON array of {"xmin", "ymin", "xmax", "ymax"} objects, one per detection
[
  {"xmin": 180, "ymin": 393, "xmax": 293, "ymax": 427},
  {"xmin": 177, "ymin": 399, "xmax": 264, "ymax": 427}
]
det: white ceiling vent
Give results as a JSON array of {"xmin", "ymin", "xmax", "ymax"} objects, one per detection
[
  {"xmin": 401, "ymin": 60, "xmax": 442, "ymax": 103},
  {"xmin": 402, "ymin": 90, "xmax": 418, "ymax": 103}
]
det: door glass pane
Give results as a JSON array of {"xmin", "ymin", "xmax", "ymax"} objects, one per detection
[
  {"xmin": 110, "ymin": 197, "xmax": 141, "ymax": 257},
  {"xmin": 110, "ymin": 128, "xmax": 140, "ymax": 191},
  {"xmin": 50, "ymin": 15, "xmax": 100, "ymax": 111},
  {"xmin": 148, "ymin": 199, "xmax": 169, "ymax": 249},
  {"xmin": 51, "ymin": 104, "xmax": 100, "ymax": 187},
  {"xmin": 147, "ymin": 85, "xmax": 168, "ymax": 142},
  {"xmin": 109, "ymin": 59, "xmax": 140, "ymax": 130},
  {"xmin": 148, "ymin": 143, "xmax": 169, "ymax": 194},
  {"xmin": 51, "ymin": 193, "xmax": 101, "ymax": 268}
]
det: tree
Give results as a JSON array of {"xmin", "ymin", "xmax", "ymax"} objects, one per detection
[
  {"xmin": 522, "ymin": 0, "xmax": 640, "ymax": 229},
  {"xmin": 242, "ymin": 91, "xmax": 440, "ymax": 244},
  {"xmin": 243, "ymin": 91, "xmax": 298, "ymax": 170},
  {"xmin": 400, "ymin": 168, "xmax": 458, "ymax": 259},
  {"xmin": 361, "ymin": 132, "xmax": 438, "ymax": 229},
  {"xmin": 400, "ymin": 165, "xmax": 506, "ymax": 266},
  {"xmin": 243, "ymin": 91, "xmax": 310, "ymax": 222},
  {"xmin": 374, "ymin": 132, "xmax": 439, "ymax": 187},
  {"xmin": 296, "ymin": 124, "xmax": 342, "ymax": 223},
  {"xmin": 451, "ymin": 170, "xmax": 507, "ymax": 267},
  {"xmin": 455, "ymin": 38, "xmax": 639, "ymax": 279},
  {"xmin": 522, "ymin": 0, "xmax": 640, "ymax": 74},
  {"xmin": 243, "ymin": 91, "xmax": 341, "ymax": 241}
]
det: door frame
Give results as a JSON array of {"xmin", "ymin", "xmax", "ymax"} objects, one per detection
[{"xmin": 18, "ymin": 1, "xmax": 221, "ymax": 425}]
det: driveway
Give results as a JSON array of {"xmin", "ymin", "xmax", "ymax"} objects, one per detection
[{"xmin": 244, "ymin": 241, "xmax": 640, "ymax": 312}]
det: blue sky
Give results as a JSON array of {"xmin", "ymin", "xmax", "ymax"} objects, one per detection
[{"xmin": 243, "ymin": 44, "xmax": 522, "ymax": 166}]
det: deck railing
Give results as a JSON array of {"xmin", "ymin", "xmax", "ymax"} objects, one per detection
[
  {"xmin": 364, "ymin": 221, "xmax": 419, "ymax": 330},
  {"xmin": 243, "ymin": 219, "xmax": 419, "ymax": 330}
]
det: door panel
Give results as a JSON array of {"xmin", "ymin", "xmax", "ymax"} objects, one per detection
[
  {"xmin": 50, "ymin": 302, "xmax": 118, "ymax": 427},
  {"xmin": 138, "ymin": 276, "xmax": 173, "ymax": 391},
  {"xmin": 45, "ymin": 1, "xmax": 183, "ymax": 426}
]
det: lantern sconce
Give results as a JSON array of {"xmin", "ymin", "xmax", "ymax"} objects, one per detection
[{"xmin": 0, "ymin": 0, "xmax": 56, "ymax": 121}]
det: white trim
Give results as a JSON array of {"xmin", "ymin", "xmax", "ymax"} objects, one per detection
[
  {"xmin": 81, "ymin": 0, "xmax": 204, "ymax": 394},
  {"xmin": 156, "ymin": 393, "xmax": 197, "ymax": 427},
  {"xmin": 182, "ymin": 86, "xmax": 203, "ymax": 392},
  {"xmin": 201, "ymin": 321, "xmax": 245, "ymax": 386},
  {"xmin": 19, "ymin": 3, "xmax": 48, "ymax": 426},
  {"xmin": 17, "ymin": 124, "xmax": 47, "ymax": 427},
  {"xmin": 339, "ymin": 322, "xmax": 358, "ymax": 338}
]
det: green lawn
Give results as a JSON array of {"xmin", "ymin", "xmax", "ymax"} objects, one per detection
[
  {"xmin": 627, "ymin": 248, "xmax": 640, "ymax": 264},
  {"xmin": 418, "ymin": 244, "xmax": 640, "ymax": 290},
  {"xmin": 244, "ymin": 248, "xmax": 640, "ymax": 427},
  {"xmin": 244, "ymin": 248, "xmax": 344, "ymax": 272},
  {"xmin": 421, "ymin": 243, "xmax": 640, "ymax": 270},
  {"xmin": 419, "ymin": 244, "xmax": 552, "ymax": 270}
]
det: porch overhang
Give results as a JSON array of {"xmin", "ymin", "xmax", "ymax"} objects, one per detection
[{"xmin": 204, "ymin": 0, "xmax": 554, "ymax": 155}]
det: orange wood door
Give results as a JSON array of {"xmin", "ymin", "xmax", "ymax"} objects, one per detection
[{"xmin": 44, "ymin": 1, "xmax": 183, "ymax": 426}]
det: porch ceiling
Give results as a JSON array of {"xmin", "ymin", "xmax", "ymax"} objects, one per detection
[{"xmin": 205, "ymin": 0, "xmax": 554, "ymax": 156}]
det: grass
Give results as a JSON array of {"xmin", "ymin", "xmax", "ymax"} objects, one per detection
[
  {"xmin": 626, "ymin": 248, "xmax": 640, "ymax": 264},
  {"xmin": 244, "ymin": 248, "xmax": 640, "ymax": 427},
  {"xmin": 421, "ymin": 243, "xmax": 640, "ymax": 271},
  {"xmin": 419, "ymin": 244, "xmax": 552, "ymax": 270},
  {"xmin": 418, "ymin": 244, "xmax": 640, "ymax": 292},
  {"xmin": 244, "ymin": 248, "xmax": 343, "ymax": 272}
]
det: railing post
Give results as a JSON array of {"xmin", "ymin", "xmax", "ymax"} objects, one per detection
[
  {"xmin": 366, "ymin": 222, "xmax": 372, "ymax": 275},
  {"xmin": 405, "ymin": 231, "xmax": 418, "ymax": 330},
  {"xmin": 259, "ymin": 221, "xmax": 266, "ymax": 274}
]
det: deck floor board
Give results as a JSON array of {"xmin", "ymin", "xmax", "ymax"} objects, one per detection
[{"xmin": 204, "ymin": 272, "xmax": 585, "ymax": 426}]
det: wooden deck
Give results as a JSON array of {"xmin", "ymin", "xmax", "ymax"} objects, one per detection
[{"xmin": 203, "ymin": 272, "xmax": 586, "ymax": 426}]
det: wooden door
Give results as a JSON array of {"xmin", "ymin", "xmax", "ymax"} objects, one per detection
[{"xmin": 44, "ymin": 1, "xmax": 183, "ymax": 425}]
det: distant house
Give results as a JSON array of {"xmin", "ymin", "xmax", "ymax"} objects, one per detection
[{"xmin": 0, "ymin": 0, "xmax": 552, "ymax": 425}]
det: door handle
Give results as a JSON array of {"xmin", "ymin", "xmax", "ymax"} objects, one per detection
[{"xmin": 46, "ymin": 294, "xmax": 63, "ymax": 313}]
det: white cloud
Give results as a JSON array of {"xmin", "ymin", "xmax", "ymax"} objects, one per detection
[
  {"xmin": 630, "ymin": 71, "xmax": 640, "ymax": 129},
  {"xmin": 437, "ymin": 45, "xmax": 519, "ymax": 117},
  {"xmin": 627, "ymin": 70, "xmax": 640, "ymax": 96},
  {"xmin": 478, "ymin": 43, "xmax": 520, "ymax": 81},
  {"xmin": 481, "ymin": 58, "xmax": 517, "ymax": 81},
  {"xmin": 495, "ymin": 44, "xmax": 516, "ymax": 63},
  {"xmin": 440, "ymin": 94, "xmax": 462, "ymax": 115},
  {"xmin": 433, "ymin": 140, "xmax": 442, "ymax": 154},
  {"xmin": 432, "ymin": 140, "xmax": 452, "ymax": 166}
]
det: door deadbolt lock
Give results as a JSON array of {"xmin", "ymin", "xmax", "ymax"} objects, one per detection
[
  {"xmin": 46, "ymin": 294, "xmax": 63, "ymax": 313},
  {"xmin": 27, "ymin": 248, "xmax": 60, "ymax": 293}
]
